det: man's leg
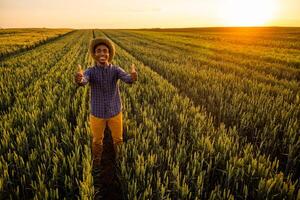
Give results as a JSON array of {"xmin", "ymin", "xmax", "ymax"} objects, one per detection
[
  {"xmin": 107, "ymin": 112, "xmax": 123, "ymax": 162},
  {"xmin": 89, "ymin": 114, "xmax": 106, "ymax": 169}
]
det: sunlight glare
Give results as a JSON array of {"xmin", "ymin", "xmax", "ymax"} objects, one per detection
[{"xmin": 220, "ymin": 0, "xmax": 277, "ymax": 26}]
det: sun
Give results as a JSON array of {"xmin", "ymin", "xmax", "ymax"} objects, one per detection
[{"xmin": 219, "ymin": 0, "xmax": 277, "ymax": 26}]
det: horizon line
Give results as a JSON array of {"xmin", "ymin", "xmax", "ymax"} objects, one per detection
[{"xmin": 1, "ymin": 25, "xmax": 300, "ymax": 30}]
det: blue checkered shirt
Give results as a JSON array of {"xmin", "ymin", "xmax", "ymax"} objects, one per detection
[{"xmin": 80, "ymin": 63, "xmax": 133, "ymax": 118}]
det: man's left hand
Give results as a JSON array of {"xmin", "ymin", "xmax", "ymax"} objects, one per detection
[{"xmin": 131, "ymin": 63, "xmax": 138, "ymax": 81}]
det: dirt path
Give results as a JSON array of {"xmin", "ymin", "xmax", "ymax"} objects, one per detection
[{"xmin": 93, "ymin": 128, "xmax": 124, "ymax": 200}]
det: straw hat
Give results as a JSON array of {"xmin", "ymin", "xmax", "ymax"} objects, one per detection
[{"xmin": 89, "ymin": 37, "xmax": 115, "ymax": 62}]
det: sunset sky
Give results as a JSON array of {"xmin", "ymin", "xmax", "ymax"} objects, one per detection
[{"xmin": 1, "ymin": 0, "xmax": 299, "ymax": 28}]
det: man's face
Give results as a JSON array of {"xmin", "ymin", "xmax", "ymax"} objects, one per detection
[{"xmin": 94, "ymin": 44, "xmax": 109, "ymax": 64}]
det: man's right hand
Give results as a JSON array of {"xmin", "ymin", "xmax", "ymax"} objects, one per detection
[{"xmin": 75, "ymin": 64, "xmax": 84, "ymax": 84}]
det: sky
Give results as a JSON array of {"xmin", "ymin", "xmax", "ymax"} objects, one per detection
[{"xmin": 0, "ymin": 0, "xmax": 299, "ymax": 29}]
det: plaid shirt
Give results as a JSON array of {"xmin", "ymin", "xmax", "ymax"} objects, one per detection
[{"xmin": 81, "ymin": 63, "xmax": 133, "ymax": 118}]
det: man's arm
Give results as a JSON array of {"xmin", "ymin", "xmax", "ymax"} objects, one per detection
[{"xmin": 116, "ymin": 64, "xmax": 137, "ymax": 84}]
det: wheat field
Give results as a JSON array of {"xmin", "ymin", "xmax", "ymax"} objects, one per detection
[{"xmin": 0, "ymin": 27, "xmax": 299, "ymax": 199}]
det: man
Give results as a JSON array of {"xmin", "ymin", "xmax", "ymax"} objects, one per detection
[{"xmin": 75, "ymin": 37, "xmax": 137, "ymax": 171}]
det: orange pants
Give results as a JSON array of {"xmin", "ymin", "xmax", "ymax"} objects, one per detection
[{"xmin": 89, "ymin": 112, "xmax": 123, "ymax": 145}]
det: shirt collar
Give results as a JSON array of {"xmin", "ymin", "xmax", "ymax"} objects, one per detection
[{"xmin": 95, "ymin": 63, "xmax": 111, "ymax": 68}]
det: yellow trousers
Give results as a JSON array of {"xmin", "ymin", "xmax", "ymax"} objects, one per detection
[{"xmin": 89, "ymin": 112, "xmax": 123, "ymax": 145}]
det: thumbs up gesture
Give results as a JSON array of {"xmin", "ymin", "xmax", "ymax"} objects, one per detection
[
  {"xmin": 130, "ymin": 63, "xmax": 137, "ymax": 81},
  {"xmin": 75, "ymin": 64, "xmax": 84, "ymax": 85}
]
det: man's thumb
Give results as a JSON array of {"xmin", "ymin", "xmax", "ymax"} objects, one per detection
[
  {"xmin": 131, "ymin": 63, "xmax": 136, "ymax": 72},
  {"xmin": 78, "ymin": 64, "xmax": 83, "ymax": 73}
]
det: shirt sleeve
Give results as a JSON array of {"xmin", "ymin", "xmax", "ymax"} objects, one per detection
[
  {"xmin": 116, "ymin": 66, "xmax": 133, "ymax": 84},
  {"xmin": 81, "ymin": 68, "xmax": 91, "ymax": 85}
]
